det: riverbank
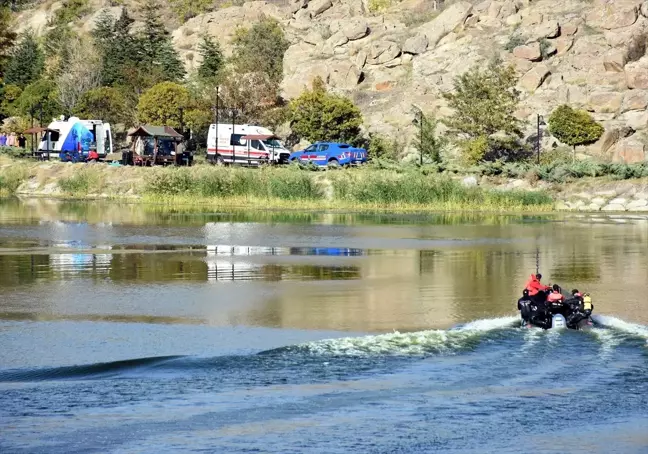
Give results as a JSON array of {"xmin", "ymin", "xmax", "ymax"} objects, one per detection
[{"xmin": 2, "ymin": 157, "xmax": 648, "ymax": 213}]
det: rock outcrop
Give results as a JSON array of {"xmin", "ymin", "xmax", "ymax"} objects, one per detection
[{"xmin": 11, "ymin": 0, "xmax": 648, "ymax": 163}]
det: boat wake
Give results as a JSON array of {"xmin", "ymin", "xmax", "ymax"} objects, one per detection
[{"xmin": 1, "ymin": 316, "xmax": 645, "ymax": 383}]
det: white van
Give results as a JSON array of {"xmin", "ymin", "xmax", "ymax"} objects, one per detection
[
  {"xmin": 38, "ymin": 116, "xmax": 113, "ymax": 160},
  {"xmin": 206, "ymin": 123, "xmax": 291, "ymax": 165}
]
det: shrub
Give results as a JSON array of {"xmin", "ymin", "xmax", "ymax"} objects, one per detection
[
  {"xmin": 137, "ymin": 82, "xmax": 191, "ymax": 128},
  {"xmin": 289, "ymin": 77, "xmax": 363, "ymax": 145},
  {"xmin": 504, "ymin": 33, "xmax": 526, "ymax": 52},
  {"xmin": 58, "ymin": 168, "xmax": 102, "ymax": 194},
  {"xmin": 548, "ymin": 105, "xmax": 604, "ymax": 154}
]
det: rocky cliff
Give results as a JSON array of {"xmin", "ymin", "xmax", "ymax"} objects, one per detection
[{"xmin": 14, "ymin": 0, "xmax": 648, "ymax": 162}]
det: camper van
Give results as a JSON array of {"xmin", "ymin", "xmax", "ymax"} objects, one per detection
[
  {"xmin": 206, "ymin": 124, "xmax": 290, "ymax": 166},
  {"xmin": 38, "ymin": 117, "xmax": 113, "ymax": 161}
]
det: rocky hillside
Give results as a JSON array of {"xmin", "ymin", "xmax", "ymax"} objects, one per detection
[{"xmin": 13, "ymin": 0, "xmax": 648, "ymax": 162}]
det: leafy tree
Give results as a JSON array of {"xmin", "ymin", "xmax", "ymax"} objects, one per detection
[
  {"xmin": 230, "ymin": 17, "xmax": 289, "ymax": 85},
  {"xmin": 443, "ymin": 60, "xmax": 522, "ymax": 140},
  {"xmin": 74, "ymin": 87, "xmax": 134, "ymax": 126},
  {"xmin": 289, "ymin": 77, "xmax": 363, "ymax": 144},
  {"xmin": 218, "ymin": 69, "xmax": 279, "ymax": 124},
  {"xmin": 15, "ymin": 79, "xmax": 62, "ymax": 124},
  {"xmin": 138, "ymin": 0, "xmax": 185, "ymax": 83},
  {"xmin": 0, "ymin": 84, "xmax": 23, "ymax": 118},
  {"xmin": 56, "ymin": 38, "xmax": 101, "ymax": 114},
  {"xmin": 197, "ymin": 34, "xmax": 224, "ymax": 81},
  {"xmin": 4, "ymin": 30, "xmax": 44, "ymax": 88},
  {"xmin": 137, "ymin": 81, "xmax": 191, "ymax": 127},
  {"xmin": 0, "ymin": 6, "xmax": 17, "ymax": 82},
  {"xmin": 548, "ymin": 105, "xmax": 604, "ymax": 158},
  {"xmin": 413, "ymin": 112, "xmax": 446, "ymax": 164}
]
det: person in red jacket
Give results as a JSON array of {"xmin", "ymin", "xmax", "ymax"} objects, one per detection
[{"xmin": 525, "ymin": 273, "xmax": 549, "ymax": 298}]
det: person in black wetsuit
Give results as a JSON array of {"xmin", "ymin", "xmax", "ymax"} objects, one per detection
[
  {"xmin": 518, "ymin": 289, "xmax": 552, "ymax": 329},
  {"xmin": 564, "ymin": 289, "xmax": 594, "ymax": 329},
  {"xmin": 518, "ymin": 289, "xmax": 534, "ymax": 324}
]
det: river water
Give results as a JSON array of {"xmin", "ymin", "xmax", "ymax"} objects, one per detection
[{"xmin": 1, "ymin": 198, "xmax": 647, "ymax": 453}]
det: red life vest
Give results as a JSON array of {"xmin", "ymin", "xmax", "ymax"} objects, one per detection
[
  {"xmin": 525, "ymin": 274, "xmax": 549, "ymax": 296},
  {"xmin": 547, "ymin": 292, "xmax": 564, "ymax": 303}
]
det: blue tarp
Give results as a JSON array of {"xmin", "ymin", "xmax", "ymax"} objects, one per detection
[{"xmin": 59, "ymin": 122, "xmax": 94, "ymax": 162}]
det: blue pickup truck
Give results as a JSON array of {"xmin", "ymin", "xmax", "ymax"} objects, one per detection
[{"xmin": 288, "ymin": 142, "xmax": 367, "ymax": 167}]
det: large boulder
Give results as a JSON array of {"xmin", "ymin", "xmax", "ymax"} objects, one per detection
[
  {"xmin": 519, "ymin": 64, "xmax": 551, "ymax": 92},
  {"xmin": 621, "ymin": 110, "xmax": 648, "ymax": 129},
  {"xmin": 416, "ymin": 1, "xmax": 473, "ymax": 49},
  {"xmin": 622, "ymin": 90, "xmax": 648, "ymax": 111},
  {"xmin": 625, "ymin": 57, "xmax": 648, "ymax": 88},
  {"xmin": 611, "ymin": 136, "xmax": 646, "ymax": 163},
  {"xmin": 328, "ymin": 61, "xmax": 362, "ymax": 89},
  {"xmin": 586, "ymin": 0, "xmax": 639, "ymax": 30},
  {"xmin": 529, "ymin": 20, "xmax": 560, "ymax": 41},
  {"xmin": 513, "ymin": 43, "xmax": 541, "ymax": 61},
  {"xmin": 555, "ymin": 37, "xmax": 574, "ymax": 56},
  {"xmin": 309, "ymin": 0, "xmax": 332, "ymax": 17},
  {"xmin": 597, "ymin": 126, "xmax": 635, "ymax": 155},
  {"xmin": 340, "ymin": 18, "xmax": 369, "ymax": 40},
  {"xmin": 369, "ymin": 41, "xmax": 401, "ymax": 65},
  {"xmin": 403, "ymin": 34, "xmax": 428, "ymax": 55},
  {"xmin": 603, "ymin": 50, "xmax": 627, "ymax": 72},
  {"xmin": 587, "ymin": 91, "xmax": 624, "ymax": 113},
  {"xmin": 173, "ymin": 2, "xmax": 286, "ymax": 64}
]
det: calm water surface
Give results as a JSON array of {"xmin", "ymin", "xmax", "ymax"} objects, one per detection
[{"xmin": 1, "ymin": 199, "xmax": 647, "ymax": 453}]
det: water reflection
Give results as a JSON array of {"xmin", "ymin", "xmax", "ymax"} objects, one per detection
[{"xmin": 1, "ymin": 199, "xmax": 648, "ymax": 330}]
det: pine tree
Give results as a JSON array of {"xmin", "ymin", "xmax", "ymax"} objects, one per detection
[
  {"xmin": 4, "ymin": 30, "xmax": 44, "ymax": 89},
  {"xmin": 0, "ymin": 6, "xmax": 17, "ymax": 82},
  {"xmin": 197, "ymin": 34, "xmax": 223, "ymax": 80},
  {"xmin": 92, "ymin": 8, "xmax": 143, "ymax": 88},
  {"xmin": 138, "ymin": 0, "xmax": 185, "ymax": 83}
]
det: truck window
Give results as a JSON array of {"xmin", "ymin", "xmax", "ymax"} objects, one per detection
[
  {"xmin": 317, "ymin": 144, "xmax": 329, "ymax": 152},
  {"xmin": 230, "ymin": 134, "xmax": 246, "ymax": 146},
  {"xmin": 305, "ymin": 145, "xmax": 316, "ymax": 152},
  {"xmin": 49, "ymin": 131, "xmax": 60, "ymax": 142},
  {"xmin": 250, "ymin": 140, "xmax": 263, "ymax": 150}
]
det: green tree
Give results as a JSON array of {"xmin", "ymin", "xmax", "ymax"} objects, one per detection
[
  {"xmin": 75, "ymin": 87, "xmax": 134, "ymax": 126},
  {"xmin": 0, "ymin": 6, "xmax": 17, "ymax": 82},
  {"xmin": 413, "ymin": 111, "xmax": 446, "ymax": 164},
  {"xmin": 138, "ymin": 0, "xmax": 185, "ymax": 83},
  {"xmin": 93, "ymin": 8, "xmax": 138, "ymax": 87},
  {"xmin": 137, "ymin": 81, "xmax": 191, "ymax": 127},
  {"xmin": 4, "ymin": 30, "xmax": 44, "ymax": 88},
  {"xmin": 15, "ymin": 79, "xmax": 61, "ymax": 124},
  {"xmin": 548, "ymin": 105, "xmax": 604, "ymax": 160},
  {"xmin": 197, "ymin": 34, "xmax": 224, "ymax": 81},
  {"xmin": 169, "ymin": 0, "xmax": 213, "ymax": 22},
  {"xmin": 289, "ymin": 77, "xmax": 363, "ymax": 144},
  {"xmin": 218, "ymin": 69, "xmax": 278, "ymax": 124},
  {"xmin": 443, "ymin": 60, "xmax": 522, "ymax": 140},
  {"xmin": 230, "ymin": 17, "xmax": 289, "ymax": 85},
  {"xmin": 0, "ymin": 84, "xmax": 23, "ymax": 118}
]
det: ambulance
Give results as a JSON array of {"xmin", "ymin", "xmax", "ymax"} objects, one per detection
[{"xmin": 206, "ymin": 123, "xmax": 291, "ymax": 166}]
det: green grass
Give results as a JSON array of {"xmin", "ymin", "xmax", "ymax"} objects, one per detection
[{"xmin": 139, "ymin": 166, "xmax": 553, "ymax": 212}]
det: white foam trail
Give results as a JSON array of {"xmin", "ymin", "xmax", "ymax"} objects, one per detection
[
  {"xmin": 520, "ymin": 328, "xmax": 544, "ymax": 354},
  {"xmin": 589, "ymin": 328, "xmax": 622, "ymax": 360},
  {"xmin": 592, "ymin": 315, "xmax": 648, "ymax": 343},
  {"xmin": 299, "ymin": 316, "xmax": 519, "ymax": 356},
  {"xmin": 459, "ymin": 316, "xmax": 520, "ymax": 332}
]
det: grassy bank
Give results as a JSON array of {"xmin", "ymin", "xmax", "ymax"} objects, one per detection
[{"xmin": 0, "ymin": 158, "xmax": 554, "ymax": 212}]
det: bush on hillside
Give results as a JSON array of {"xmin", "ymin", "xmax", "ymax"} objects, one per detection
[
  {"xmin": 289, "ymin": 77, "xmax": 363, "ymax": 145},
  {"xmin": 548, "ymin": 105, "xmax": 604, "ymax": 153}
]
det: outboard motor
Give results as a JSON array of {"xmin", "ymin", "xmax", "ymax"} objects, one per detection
[{"xmin": 552, "ymin": 313, "xmax": 567, "ymax": 329}]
